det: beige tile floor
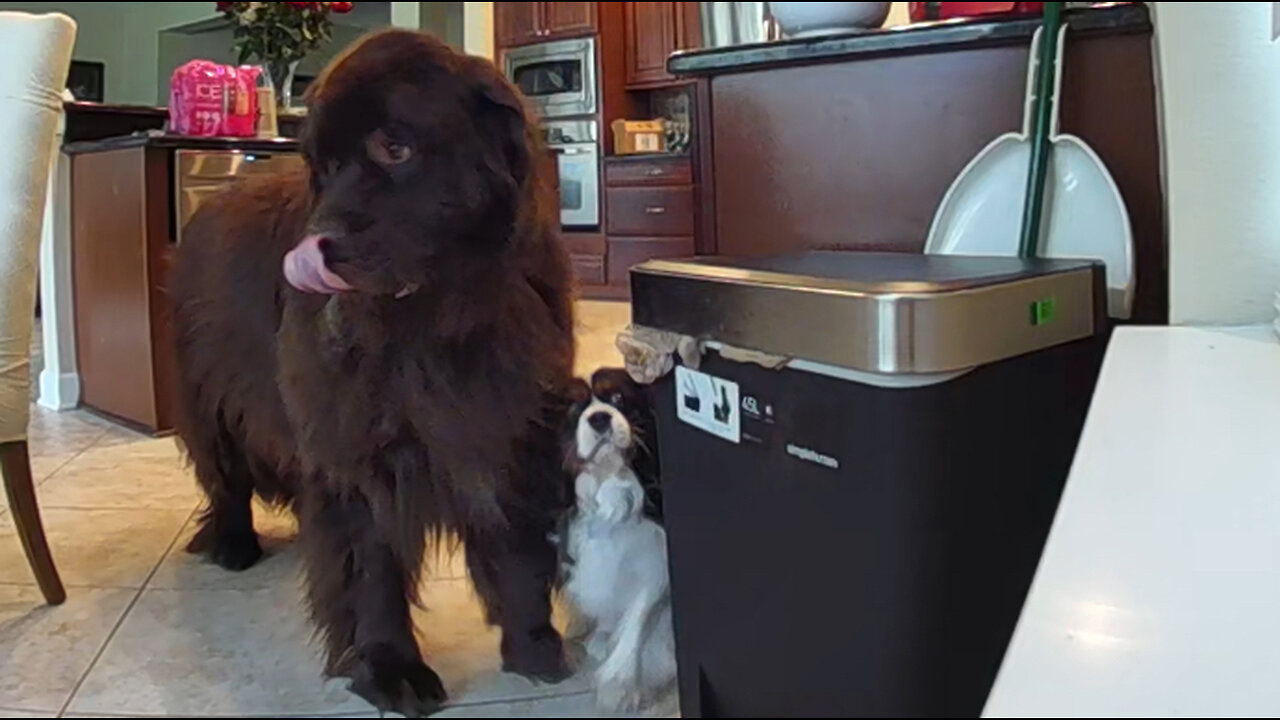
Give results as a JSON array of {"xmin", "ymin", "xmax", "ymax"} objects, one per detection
[{"xmin": 3, "ymin": 301, "xmax": 648, "ymax": 718}]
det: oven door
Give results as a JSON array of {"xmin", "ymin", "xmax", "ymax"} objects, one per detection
[
  {"xmin": 555, "ymin": 143, "xmax": 599, "ymax": 228},
  {"xmin": 505, "ymin": 38, "xmax": 597, "ymax": 118}
]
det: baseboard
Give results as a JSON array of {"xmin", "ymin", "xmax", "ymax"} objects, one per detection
[{"xmin": 37, "ymin": 370, "xmax": 80, "ymax": 411}]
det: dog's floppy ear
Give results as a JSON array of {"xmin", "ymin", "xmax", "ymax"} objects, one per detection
[
  {"xmin": 560, "ymin": 378, "xmax": 593, "ymax": 472},
  {"xmin": 475, "ymin": 73, "xmax": 534, "ymax": 187}
]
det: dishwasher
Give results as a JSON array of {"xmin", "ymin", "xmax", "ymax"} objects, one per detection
[{"xmin": 174, "ymin": 149, "xmax": 305, "ymax": 244}]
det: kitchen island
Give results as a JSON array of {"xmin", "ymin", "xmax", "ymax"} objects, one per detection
[
  {"xmin": 62, "ymin": 135, "xmax": 303, "ymax": 434},
  {"xmin": 669, "ymin": 3, "xmax": 1166, "ymax": 323}
]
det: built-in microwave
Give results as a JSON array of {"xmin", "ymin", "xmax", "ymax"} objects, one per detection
[{"xmin": 503, "ymin": 37, "xmax": 597, "ymax": 119}]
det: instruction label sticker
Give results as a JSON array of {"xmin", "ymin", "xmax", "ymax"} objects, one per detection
[{"xmin": 675, "ymin": 366, "xmax": 741, "ymax": 444}]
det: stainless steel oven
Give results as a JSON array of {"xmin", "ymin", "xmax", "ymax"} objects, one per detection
[
  {"xmin": 503, "ymin": 37, "xmax": 597, "ymax": 119},
  {"xmin": 545, "ymin": 119, "xmax": 599, "ymax": 228}
]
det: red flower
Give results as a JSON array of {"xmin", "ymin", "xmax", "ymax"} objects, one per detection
[
  {"xmin": 215, "ymin": 1, "xmax": 233, "ymax": 11},
  {"xmin": 330, "ymin": 2, "xmax": 354, "ymax": 13}
]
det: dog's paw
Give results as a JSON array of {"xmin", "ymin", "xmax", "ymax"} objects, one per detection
[
  {"xmin": 585, "ymin": 631, "xmax": 610, "ymax": 662},
  {"xmin": 501, "ymin": 627, "xmax": 572, "ymax": 683},
  {"xmin": 596, "ymin": 485, "xmax": 634, "ymax": 525},
  {"xmin": 185, "ymin": 523, "xmax": 263, "ymax": 572},
  {"xmin": 342, "ymin": 643, "xmax": 447, "ymax": 718}
]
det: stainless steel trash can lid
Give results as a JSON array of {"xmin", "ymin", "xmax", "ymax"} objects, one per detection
[{"xmin": 630, "ymin": 251, "xmax": 1104, "ymax": 375}]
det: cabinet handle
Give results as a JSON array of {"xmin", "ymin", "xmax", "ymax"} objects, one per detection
[
  {"xmin": 644, "ymin": 206, "xmax": 667, "ymax": 215},
  {"xmin": 645, "ymin": 168, "xmax": 665, "ymax": 177}
]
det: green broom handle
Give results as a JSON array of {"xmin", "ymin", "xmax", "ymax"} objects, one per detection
[{"xmin": 1018, "ymin": 2, "xmax": 1063, "ymax": 259}]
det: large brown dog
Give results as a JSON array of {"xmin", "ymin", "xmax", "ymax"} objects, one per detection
[{"xmin": 170, "ymin": 30, "xmax": 575, "ymax": 716}]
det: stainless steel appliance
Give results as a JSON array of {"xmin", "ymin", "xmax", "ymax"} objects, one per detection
[
  {"xmin": 698, "ymin": 1, "xmax": 778, "ymax": 48},
  {"xmin": 544, "ymin": 119, "xmax": 600, "ymax": 228},
  {"xmin": 503, "ymin": 37, "xmax": 598, "ymax": 119},
  {"xmin": 174, "ymin": 149, "xmax": 305, "ymax": 244}
]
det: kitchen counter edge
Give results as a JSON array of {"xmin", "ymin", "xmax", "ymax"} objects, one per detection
[
  {"xmin": 668, "ymin": 3, "xmax": 1151, "ymax": 76},
  {"xmin": 64, "ymin": 134, "xmax": 302, "ymax": 155}
]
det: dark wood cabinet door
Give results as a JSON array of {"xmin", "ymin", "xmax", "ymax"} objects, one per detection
[
  {"xmin": 675, "ymin": 0, "xmax": 702, "ymax": 51},
  {"xmin": 607, "ymin": 236, "xmax": 695, "ymax": 286},
  {"xmin": 543, "ymin": 2, "xmax": 598, "ymax": 39},
  {"xmin": 625, "ymin": 1, "xmax": 678, "ymax": 88},
  {"xmin": 495, "ymin": 2, "xmax": 542, "ymax": 48}
]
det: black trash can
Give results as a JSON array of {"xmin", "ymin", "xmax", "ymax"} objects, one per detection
[{"xmin": 630, "ymin": 252, "xmax": 1109, "ymax": 718}]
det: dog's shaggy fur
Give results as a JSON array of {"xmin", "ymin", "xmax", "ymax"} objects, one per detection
[{"xmin": 170, "ymin": 30, "xmax": 576, "ymax": 716}]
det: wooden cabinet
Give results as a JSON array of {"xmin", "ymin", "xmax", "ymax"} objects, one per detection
[
  {"xmin": 603, "ymin": 155, "xmax": 696, "ymax": 295},
  {"xmin": 496, "ymin": 2, "xmax": 542, "ymax": 47},
  {"xmin": 606, "ymin": 186, "xmax": 695, "ymax": 236},
  {"xmin": 563, "ymin": 231, "xmax": 607, "ymax": 287},
  {"xmin": 544, "ymin": 2, "xmax": 598, "ymax": 38},
  {"xmin": 605, "ymin": 154, "xmax": 694, "ymax": 186},
  {"xmin": 68, "ymin": 141, "xmax": 306, "ymax": 434},
  {"xmin": 69, "ymin": 146, "xmax": 175, "ymax": 434},
  {"xmin": 607, "ymin": 236, "xmax": 693, "ymax": 286},
  {"xmin": 624, "ymin": 2, "xmax": 701, "ymax": 88},
  {"xmin": 494, "ymin": 2, "xmax": 598, "ymax": 48}
]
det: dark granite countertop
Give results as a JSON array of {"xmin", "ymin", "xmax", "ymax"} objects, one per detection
[
  {"xmin": 64, "ymin": 132, "xmax": 301, "ymax": 155},
  {"xmin": 65, "ymin": 100, "xmax": 168, "ymax": 117},
  {"xmin": 668, "ymin": 3, "xmax": 1150, "ymax": 76}
]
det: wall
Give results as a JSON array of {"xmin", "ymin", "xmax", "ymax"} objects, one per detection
[
  {"xmin": 155, "ymin": 22, "xmax": 373, "ymax": 103},
  {"xmin": 0, "ymin": 2, "xmax": 220, "ymax": 104},
  {"xmin": 0, "ymin": 2, "xmax": 130, "ymax": 101},
  {"xmin": 422, "ymin": 1, "xmax": 465, "ymax": 49},
  {"xmin": 2, "ymin": 2, "xmax": 399, "ymax": 105},
  {"xmin": 1153, "ymin": 2, "xmax": 1280, "ymax": 325},
  {"xmin": 158, "ymin": 3, "xmax": 393, "ymax": 105},
  {"xmin": 463, "ymin": 1, "xmax": 493, "ymax": 58}
]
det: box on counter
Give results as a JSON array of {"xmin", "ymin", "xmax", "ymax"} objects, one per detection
[{"xmin": 611, "ymin": 119, "xmax": 667, "ymax": 155}]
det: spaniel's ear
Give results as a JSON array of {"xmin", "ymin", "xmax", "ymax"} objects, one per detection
[
  {"xmin": 566, "ymin": 377, "xmax": 592, "ymax": 407},
  {"xmin": 560, "ymin": 378, "xmax": 593, "ymax": 472}
]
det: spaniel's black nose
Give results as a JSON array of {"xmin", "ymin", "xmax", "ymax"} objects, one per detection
[{"xmin": 587, "ymin": 411, "xmax": 612, "ymax": 434}]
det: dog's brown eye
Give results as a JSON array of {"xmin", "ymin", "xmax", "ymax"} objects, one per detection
[
  {"xmin": 611, "ymin": 393, "xmax": 623, "ymax": 406},
  {"xmin": 367, "ymin": 132, "xmax": 413, "ymax": 166}
]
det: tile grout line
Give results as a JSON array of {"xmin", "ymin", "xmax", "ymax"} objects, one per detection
[
  {"xmin": 56, "ymin": 507, "xmax": 199, "ymax": 719},
  {"xmin": 32, "ymin": 427, "xmax": 108, "ymax": 490}
]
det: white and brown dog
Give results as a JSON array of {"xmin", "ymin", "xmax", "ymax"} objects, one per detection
[{"xmin": 559, "ymin": 370, "xmax": 675, "ymax": 712}]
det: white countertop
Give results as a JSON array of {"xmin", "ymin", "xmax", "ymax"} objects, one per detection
[{"xmin": 983, "ymin": 326, "xmax": 1280, "ymax": 718}]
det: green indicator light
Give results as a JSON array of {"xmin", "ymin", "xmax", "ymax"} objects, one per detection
[{"xmin": 1030, "ymin": 297, "xmax": 1056, "ymax": 326}]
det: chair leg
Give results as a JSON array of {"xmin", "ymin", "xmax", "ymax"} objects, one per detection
[{"xmin": 0, "ymin": 441, "xmax": 66, "ymax": 605}]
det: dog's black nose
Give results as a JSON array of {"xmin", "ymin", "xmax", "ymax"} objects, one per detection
[{"xmin": 587, "ymin": 411, "xmax": 612, "ymax": 434}]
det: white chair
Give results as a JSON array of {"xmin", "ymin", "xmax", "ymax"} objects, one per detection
[{"xmin": 0, "ymin": 11, "xmax": 77, "ymax": 605}]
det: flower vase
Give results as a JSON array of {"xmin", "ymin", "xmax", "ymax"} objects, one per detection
[{"xmin": 267, "ymin": 59, "xmax": 300, "ymax": 111}]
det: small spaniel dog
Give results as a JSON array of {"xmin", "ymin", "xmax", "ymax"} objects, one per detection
[{"xmin": 559, "ymin": 369, "xmax": 675, "ymax": 712}]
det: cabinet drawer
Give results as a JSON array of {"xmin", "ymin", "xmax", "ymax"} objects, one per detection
[
  {"xmin": 605, "ymin": 156, "xmax": 693, "ymax": 187},
  {"xmin": 561, "ymin": 231, "xmax": 606, "ymax": 256},
  {"xmin": 607, "ymin": 236, "xmax": 695, "ymax": 286},
  {"xmin": 606, "ymin": 186, "xmax": 695, "ymax": 236},
  {"xmin": 571, "ymin": 253, "xmax": 606, "ymax": 285}
]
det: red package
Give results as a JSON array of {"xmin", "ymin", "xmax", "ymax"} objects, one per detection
[
  {"xmin": 908, "ymin": 3, "xmax": 1044, "ymax": 22},
  {"xmin": 169, "ymin": 60, "xmax": 259, "ymax": 137},
  {"xmin": 222, "ymin": 65, "xmax": 259, "ymax": 137}
]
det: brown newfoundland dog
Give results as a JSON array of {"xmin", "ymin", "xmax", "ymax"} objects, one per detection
[{"xmin": 170, "ymin": 30, "xmax": 576, "ymax": 716}]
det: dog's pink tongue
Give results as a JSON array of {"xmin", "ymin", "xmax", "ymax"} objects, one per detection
[{"xmin": 283, "ymin": 235, "xmax": 353, "ymax": 294}]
